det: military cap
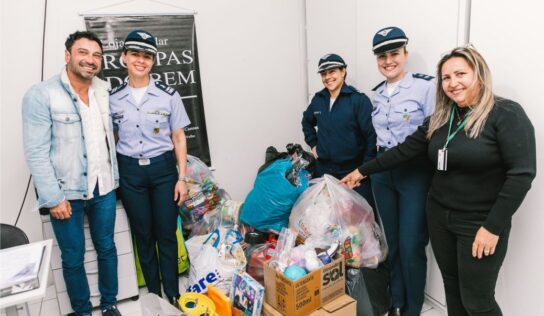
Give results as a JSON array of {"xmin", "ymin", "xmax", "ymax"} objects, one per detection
[
  {"xmin": 123, "ymin": 30, "xmax": 157, "ymax": 55},
  {"xmin": 372, "ymin": 26, "xmax": 408, "ymax": 54}
]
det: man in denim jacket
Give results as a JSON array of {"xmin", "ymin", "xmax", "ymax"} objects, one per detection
[{"xmin": 22, "ymin": 31, "xmax": 121, "ymax": 316}]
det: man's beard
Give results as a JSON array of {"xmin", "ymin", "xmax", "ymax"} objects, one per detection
[{"xmin": 67, "ymin": 60, "xmax": 99, "ymax": 80}]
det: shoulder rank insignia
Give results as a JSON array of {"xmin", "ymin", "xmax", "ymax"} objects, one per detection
[
  {"xmin": 372, "ymin": 80, "xmax": 385, "ymax": 91},
  {"xmin": 155, "ymin": 81, "xmax": 176, "ymax": 96},
  {"xmin": 412, "ymin": 73, "xmax": 434, "ymax": 81},
  {"xmin": 109, "ymin": 82, "xmax": 128, "ymax": 96}
]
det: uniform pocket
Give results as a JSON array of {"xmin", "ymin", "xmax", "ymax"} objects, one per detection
[
  {"xmin": 146, "ymin": 113, "xmax": 169, "ymax": 125},
  {"xmin": 392, "ymin": 103, "xmax": 423, "ymax": 125}
]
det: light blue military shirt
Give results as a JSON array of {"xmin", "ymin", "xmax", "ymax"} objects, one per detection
[
  {"xmin": 371, "ymin": 72, "xmax": 436, "ymax": 148},
  {"xmin": 109, "ymin": 78, "xmax": 191, "ymax": 158}
]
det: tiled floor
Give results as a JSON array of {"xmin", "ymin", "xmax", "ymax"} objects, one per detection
[{"xmin": 4, "ymin": 277, "xmax": 447, "ymax": 316}]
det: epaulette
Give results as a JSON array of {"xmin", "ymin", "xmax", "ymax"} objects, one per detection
[
  {"xmin": 155, "ymin": 81, "xmax": 176, "ymax": 96},
  {"xmin": 372, "ymin": 80, "xmax": 385, "ymax": 91},
  {"xmin": 412, "ymin": 73, "xmax": 434, "ymax": 81},
  {"xmin": 109, "ymin": 82, "xmax": 127, "ymax": 96}
]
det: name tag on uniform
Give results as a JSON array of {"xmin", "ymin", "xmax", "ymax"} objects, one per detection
[
  {"xmin": 437, "ymin": 149, "xmax": 447, "ymax": 171},
  {"xmin": 138, "ymin": 158, "xmax": 150, "ymax": 166}
]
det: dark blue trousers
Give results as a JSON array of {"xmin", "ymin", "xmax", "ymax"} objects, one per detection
[
  {"xmin": 370, "ymin": 154, "xmax": 432, "ymax": 316},
  {"xmin": 117, "ymin": 151, "xmax": 180, "ymax": 301}
]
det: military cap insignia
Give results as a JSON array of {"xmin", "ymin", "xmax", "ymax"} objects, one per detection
[
  {"xmin": 377, "ymin": 28, "xmax": 393, "ymax": 37},
  {"xmin": 137, "ymin": 32, "xmax": 153, "ymax": 40},
  {"xmin": 154, "ymin": 81, "xmax": 176, "ymax": 95},
  {"xmin": 109, "ymin": 82, "xmax": 128, "ymax": 95},
  {"xmin": 412, "ymin": 73, "xmax": 434, "ymax": 81}
]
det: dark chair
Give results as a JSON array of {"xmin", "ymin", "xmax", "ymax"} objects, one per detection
[{"xmin": 0, "ymin": 223, "xmax": 29, "ymax": 249}]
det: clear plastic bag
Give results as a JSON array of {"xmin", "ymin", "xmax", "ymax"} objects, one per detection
[
  {"xmin": 289, "ymin": 175, "xmax": 388, "ymax": 268},
  {"xmin": 181, "ymin": 155, "xmax": 229, "ymax": 223}
]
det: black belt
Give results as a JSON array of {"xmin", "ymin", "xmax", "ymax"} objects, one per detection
[{"xmin": 117, "ymin": 151, "xmax": 173, "ymax": 166}]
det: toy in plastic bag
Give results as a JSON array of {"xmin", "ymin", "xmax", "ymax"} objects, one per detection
[
  {"xmin": 240, "ymin": 159, "xmax": 309, "ymax": 232},
  {"xmin": 181, "ymin": 155, "xmax": 229, "ymax": 223},
  {"xmin": 289, "ymin": 175, "xmax": 388, "ymax": 268},
  {"xmin": 185, "ymin": 228, "xmax": 247, "ymax": 295},
  {"xmin": 188, "ymin": 200, "xmax": 243, "ymax": 239}
]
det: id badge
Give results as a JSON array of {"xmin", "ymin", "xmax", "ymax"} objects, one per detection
[{"xmin": 437, "ymin": 148, "xmax": 448, "ymax": 171}]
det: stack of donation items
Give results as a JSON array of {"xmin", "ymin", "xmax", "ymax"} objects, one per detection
[
  {"xmin": 289, "ymin": 175, "xmax": 390, "ymax": 316},
  {"xmin": 169, "ymin": 152, "xmax": 388, "ymax": 315}
]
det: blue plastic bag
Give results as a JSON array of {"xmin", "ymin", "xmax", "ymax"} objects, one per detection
[{"xmin": 241, "ymin": 159, "xmax": 309, "ymax": 232}]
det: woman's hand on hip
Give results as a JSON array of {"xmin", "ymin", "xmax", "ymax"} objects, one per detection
[
  {"xmin": 472, "ymin": 226, "xmax": 499, "ymax": 259},
  {"xmin": 174, "ymin": 180, "xmax": 188, "ymax": 206},
  {"xmin": 340, "ymin": 169, "xmax": 366, "ymax": 189}
]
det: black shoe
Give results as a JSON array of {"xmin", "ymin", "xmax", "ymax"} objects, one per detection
[
  {"xmin": 388, "ymin": 307, "xmax": 404, "ymax": 316},
  {"xmin": 168, "ymin": 296, "xmax": 181, "ymax": 310},
  {"xmin": 102, "ymin": 305, "xmax": 122, "ymax": 316}
]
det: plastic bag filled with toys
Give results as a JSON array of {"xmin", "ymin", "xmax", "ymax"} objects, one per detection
[
  {"xmin": 289, "ymin": 175, "xmax": 388, "ymax": 268},
  {"xmin": 181, "ymin": 155, "xmax": 230, "ymax": 226}
]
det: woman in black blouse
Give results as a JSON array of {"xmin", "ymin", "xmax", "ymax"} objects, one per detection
[{"xmin": 341, "ymin": 46, "xmax": 536, "ymax": 316}]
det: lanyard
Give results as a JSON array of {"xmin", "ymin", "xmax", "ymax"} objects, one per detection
[{"xmin": 443, "ymin": 105, "xmax": 469, "ymax": 149}]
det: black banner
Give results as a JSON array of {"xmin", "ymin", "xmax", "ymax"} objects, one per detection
[{"xmin": 85, "ymin": 15, "xmax": 211, "ymax": 166}]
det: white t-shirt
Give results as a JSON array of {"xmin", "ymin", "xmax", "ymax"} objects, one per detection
[
  {"xmin": 130, "ymin": 86, "xmax": 148, "ymax": 104},
  {"xmin": 386, "ymin": 81, "xmax": 400, "ymax": 97}
]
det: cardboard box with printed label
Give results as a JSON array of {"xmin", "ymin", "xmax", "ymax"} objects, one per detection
[
  {"xmin": 263, "ymin": 295, "xmax": 356, "ymax": 316},
  {"xmin": 263, "ymin": 255, "xmax": 346, "ymax": 316}
]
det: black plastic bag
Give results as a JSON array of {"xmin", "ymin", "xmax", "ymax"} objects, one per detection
[{"xmin": 346, "ymin": 263, "xmax": 390, "ymax": 316}]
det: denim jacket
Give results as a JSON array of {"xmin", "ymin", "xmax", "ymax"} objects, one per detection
[{"xmin": 22, "ymin": 68, "xmax": 119, "ymax": 208}]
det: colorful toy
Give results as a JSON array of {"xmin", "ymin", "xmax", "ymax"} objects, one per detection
[
  {"xmin": 207, "ymin": 284, "xmax": 232, "ymax": 316},
  {"xmin": 178, "ymin": 292, "xmax": 217, "ymax": 316},
  {"xmin": 284, "ymin": 265, "xmax": 308, "ymax": 280}
]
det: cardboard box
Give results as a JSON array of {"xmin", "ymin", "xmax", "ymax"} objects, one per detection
[
  {"xmin": 263, "ymin": 295, "xmax": 356, "ymax": 316},
  {"xmin": 264, "ymin": 255, "xmax": 345, "ymax": 316}
]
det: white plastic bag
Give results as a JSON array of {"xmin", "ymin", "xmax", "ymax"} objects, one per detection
[
  {"xmin": 289, "ymin": 175, "xmax": 388, "ymax": 268},
  {"xmin": 185, "ymin": 228, "xmax": 247, "ymax": 295},
  {"xmin": 140, "ymin": 293, "xmax": 183, "ymax": 316}
]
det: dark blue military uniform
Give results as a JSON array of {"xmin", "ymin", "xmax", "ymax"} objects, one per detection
[{"xmin": 302, "ymin": 83, "xmax": 376, "ymax": 207}]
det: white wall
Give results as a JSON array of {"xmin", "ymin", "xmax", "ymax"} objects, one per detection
[
  {"xmin": 0, "ymin": 0, "xmax": 46, "ymax": 242},
  {"xmin": 2, "ymin": 1, "xmax": 543, "ymax": 314},
  {"xmin": 471, "ymin": 1, "xmax": 544, "ymax": 314},
  {"xmin": 0, "ymin": 0, "xmax": 308, "ymax": 243}
]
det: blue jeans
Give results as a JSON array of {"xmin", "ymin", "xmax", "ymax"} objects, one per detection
[{"xmin": 51, "ymin": 188, "xmax": 118, "ymax": 315}]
